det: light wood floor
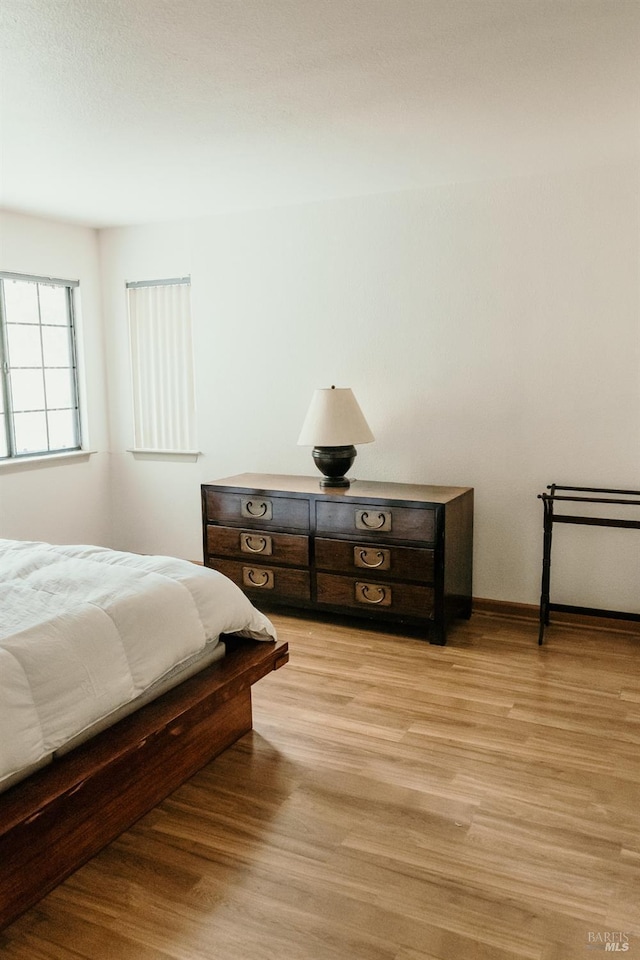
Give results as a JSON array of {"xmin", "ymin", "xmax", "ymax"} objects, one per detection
[{"xmin": 1, "ymin": 611, "xmax": 639, "ymax": 960}]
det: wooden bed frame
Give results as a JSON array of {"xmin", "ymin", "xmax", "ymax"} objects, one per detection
[{"xmin": 0, "ymin": 636, "xmax": 288, "ymax": 930}]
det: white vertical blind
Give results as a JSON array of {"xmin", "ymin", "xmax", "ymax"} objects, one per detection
[{"xmin": 127, "ymin": 279, "xmax": 197, "ymax": 452}]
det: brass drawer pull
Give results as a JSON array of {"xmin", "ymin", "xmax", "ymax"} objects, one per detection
[
  {"xmin": 356, "ymin": 509, "xmax": 391, "ymax": 532},
  {"xmin": 240, "ymin": 533, "xmax": 272, "ymax": 555},
  {"xmin": 241, "ymin": 498, "xmax": 273, "ymax": 521},
  {"xmin": 242, "ymin": 567, "xmax": 274, "ymax": 589},
  {"xmin": 356, "ymin": 582, "xmax": 392, "ymax": 606},
  {"xmin": 354, "ymin": 546, "xmax": 390, "ymax": 570}
]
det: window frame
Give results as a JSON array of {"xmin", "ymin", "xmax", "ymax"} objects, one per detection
[{"xmin": 0, "ymin": 271, "xmax": 83, "ymax": 461}]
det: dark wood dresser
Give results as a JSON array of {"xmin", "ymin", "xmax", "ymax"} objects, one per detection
[{"xmin": 202, "ymin": 474, "xmax": 473, "ymax": 645}]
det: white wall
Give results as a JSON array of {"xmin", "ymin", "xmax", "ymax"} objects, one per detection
[
  {"xmin": 99, "ymin": 222, "xmax": 199, "ymax": 560},
  {"xmin": 3, "ymin": 164, "xmax": 636, "ymax": 611},
  {"xmin": 99, "ymin": 160, "xmax": 640, "ymax": 611},
  {"xmin": 0, "ymin": 211, "xmax": 112, "ymax": 546}
]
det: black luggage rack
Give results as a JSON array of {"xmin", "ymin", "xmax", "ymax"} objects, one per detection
[{"xmin": 537, "ymin": 484, "xmax": 640, "ymax": 645}]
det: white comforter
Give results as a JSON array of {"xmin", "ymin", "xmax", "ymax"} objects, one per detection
[{"xmin": 0, "ymin": 539, "xmax": 276, "ymax": 790}]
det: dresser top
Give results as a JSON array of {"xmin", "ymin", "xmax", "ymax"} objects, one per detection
[{"xmin": 204, "ymin": 473, "xmax": 472, "ymax": 505}]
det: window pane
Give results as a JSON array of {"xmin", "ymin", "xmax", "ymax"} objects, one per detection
[
  {"xmin": 45, "ymin": 368, "xmax": 74, "ymax": 408},
  {"xmin": 127, "ymin": 281, "xmax": 196, "ymax": 451},
  {"xmin": 3, "ymin": 280, "xmax": 39, "ymax": 324},
  {"xmin": 10, "ymin": 368, "xmax": 45, "ymax": 412},
  {"xmin": 42, "ymin": 325, "xmax": 72, "ymax": 366},
  {"xmin": 47, "ymin": 409, "xmax": 76, "ymax": 450},
  {"xmin": 7, "ymin": 324, "xmax": 42, "ymax": 366},
  {"xmin": 13, "ymin": 411, "xmax": 48, "ymax": 454},
  {"xmin": 39, "ymin": 284, "xmax": 68, "ymax": 326}
]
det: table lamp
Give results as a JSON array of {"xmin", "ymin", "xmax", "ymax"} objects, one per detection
[{"xmin": 297, "ymin": 386, "xmax": 374, "ymax": 488}]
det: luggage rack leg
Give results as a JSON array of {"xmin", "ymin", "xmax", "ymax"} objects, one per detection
[{"xmin": 538, "ymin": 489, "xmax": 554, "ymax": 645}]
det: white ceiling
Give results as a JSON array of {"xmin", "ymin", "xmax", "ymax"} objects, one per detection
[{"xmin": 1, "ymin": 0, "xmax": 638, "ymax": 228}]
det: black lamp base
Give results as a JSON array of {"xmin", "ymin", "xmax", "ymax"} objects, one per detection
[{"xmin": 312, "ymin": 445, "xmax": 356, "ymax": 488}]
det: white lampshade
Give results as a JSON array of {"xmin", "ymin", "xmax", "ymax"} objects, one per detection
[{"xmin": 297, "ymin": 387, "xmax": 375, "ymax": 447}]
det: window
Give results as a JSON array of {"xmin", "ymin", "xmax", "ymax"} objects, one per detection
[
  {"xmin": 126, "ymin": 277, "xmax": 197, "ymax": 454},
  {"xmin": 0, "ymin": 272, "xmax": 82, "ymax": 459}
]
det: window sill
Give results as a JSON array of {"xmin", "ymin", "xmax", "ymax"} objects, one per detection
[
  {"xmin": 0, "ymin": 450, "xmax": 97, "ymax": 471},
  {"xmin": 127, "ymin": 449, "xmax": 201, "ymax": 463}
]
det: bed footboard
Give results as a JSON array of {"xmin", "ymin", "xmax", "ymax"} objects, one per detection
[{"xmin": 0, "ymin": 637, "xmax": 288, "ymax": 930}]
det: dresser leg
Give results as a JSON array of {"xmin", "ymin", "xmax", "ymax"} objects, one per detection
[{"xmin": 429, "ymin": 626, "xmax": 447, "ymax": 645}]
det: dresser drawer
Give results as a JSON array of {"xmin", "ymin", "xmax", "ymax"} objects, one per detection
[
  {"xmin": 207, "ymin": 525, "xmax": 309, "ymax": 566},
  {"xmin": 316, "ymin": 573, "xmax": 434, "ymax": 618},
  {"xmin": 315, "ymin": 538, "xmax": 434, "ymax": 582},
  {"xmin": 315, "ymin": 500, "xmax": 435, "ymax": 543},
  {"xmin": 208, "ymin": 558, "xmax": 310, "ymax": 602},
  {"xmin": 204, "ymin": 490, "xmax": 310, "ymax": 531}
]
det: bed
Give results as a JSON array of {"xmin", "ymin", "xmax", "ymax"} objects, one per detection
[{"xmin": 0, "ymin": 539, "xmax": 288, "ymax": 929}]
